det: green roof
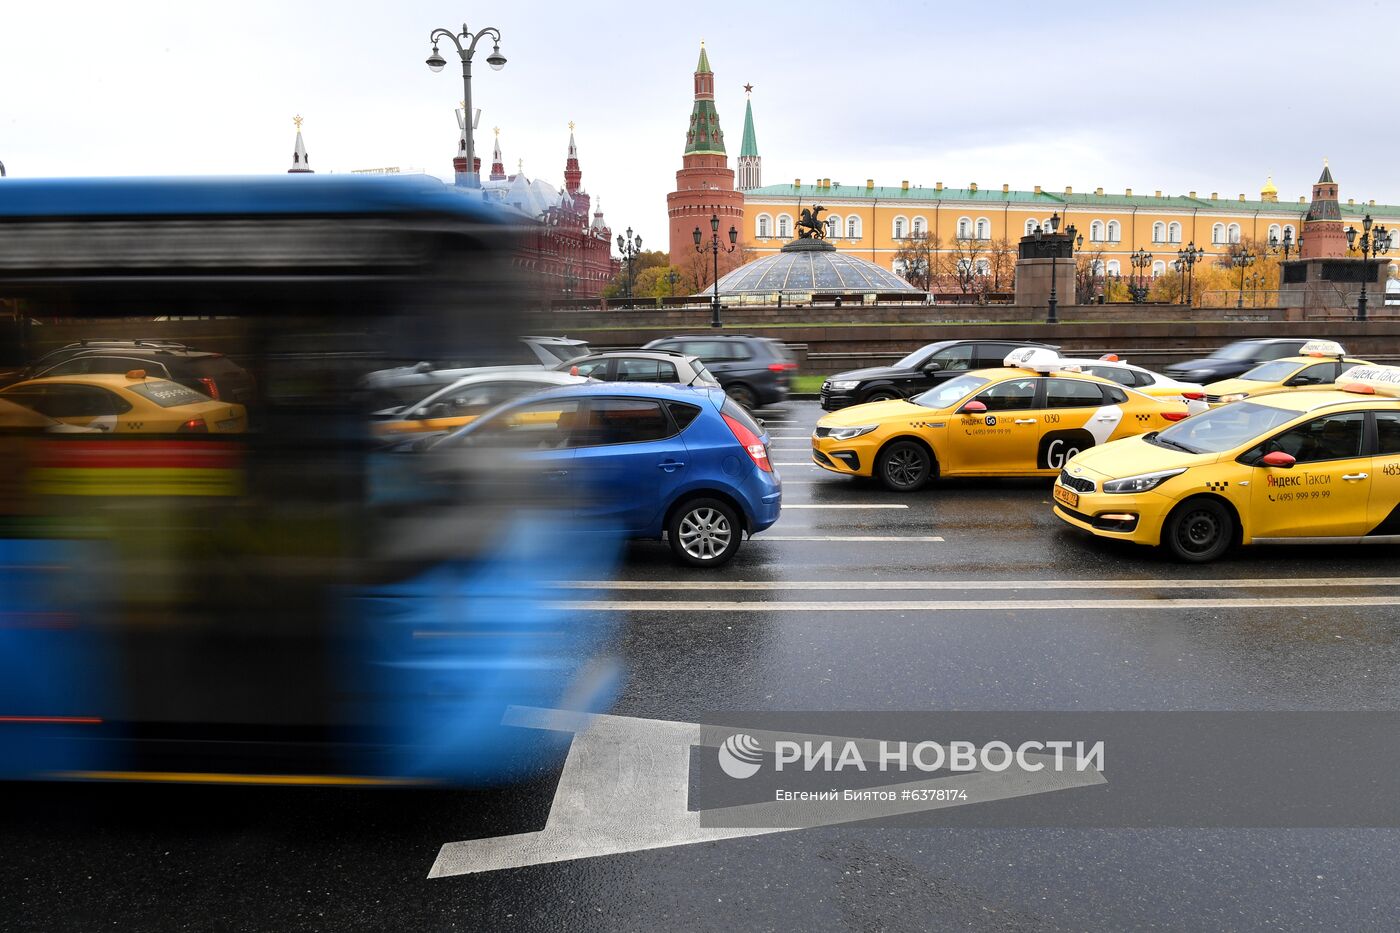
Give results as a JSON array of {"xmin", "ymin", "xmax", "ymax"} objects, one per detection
[
  {"xmin": 696, "ymin": 44, "xmax": 711, "ymax": 74},
  {"xmin": 739, "ymin": 98, "xmax": 758, "ymax": 158},
  {"xmin": 685, "ymin": 99, "xmax": 725, "ymax": 155},
  {"xmin": 741, "ymin": 183, "xmax": 1400, "ymax": 216}
]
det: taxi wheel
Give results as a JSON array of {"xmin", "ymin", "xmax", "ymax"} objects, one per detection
[
  {"xmin": 876, "ymin": 440, "xmax": 933, "ymax": 492},
  {"xmin": 668, "ymin": 497, "xmax": 743, "ymax": 567},
  {"xmin": 1163, "ymin": 498, "xmax": 1234, "ymax": 563}
]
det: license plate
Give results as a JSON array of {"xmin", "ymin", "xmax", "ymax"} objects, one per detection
[{"xmin": 1053, "ymin": 484, "xmax": 1079, "ymax": 509}]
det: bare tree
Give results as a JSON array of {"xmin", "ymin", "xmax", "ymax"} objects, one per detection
[
  {"xmin": 948, "ymin": 236, "xmax": 988, "ymax": 294},
  {"xmin": 1074, "ymin": 248, "xmax": 1106, "ymax": 304},
  {"xmin": 987, "ymin": 236, "xmax": 1016, "ymax": 292},
  {"xmin": 892, "ymin": 231, "xmax": 940, "ymax": 291}
]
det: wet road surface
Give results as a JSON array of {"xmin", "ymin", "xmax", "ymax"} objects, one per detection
[{"xmin": 5, "ymin": 401, "xmax": 1400, "ymax": 931}]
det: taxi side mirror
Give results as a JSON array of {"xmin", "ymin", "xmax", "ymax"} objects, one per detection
[
  {"xmin": 960, "ymin": 400, "xmax": 988, "ymax": 414},
  {"xmin": 1260, "ymin": 450, "xmax": 1296, "ymax": 468}
]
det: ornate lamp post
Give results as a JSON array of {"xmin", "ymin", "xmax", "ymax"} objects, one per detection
[
  {"xmin": 1345, "ymin": 214, "xmax": 1391, "ymax": 322},
  {"xmin": 615, "ymin": 227, "xmax": 642, "ymax": 307},
  {"xmin": 1231, "ymin": 247, "xmax": 1257, "ymax": 309},
  {"xmin": 1268, "ymin": 227, "xmax": 1301, "ymax": 262},
  {"xmin": 665, "ymin": 269, "xmax": 680, "ymax": 298},
  {"xmin": 425, "ymin": 23, "xmax": 506, "ymax": 189},
  {"xmin": 1174, "ymin": 242, "xmax": 1205, "ymax": 306},
  {"xmin": 694, "ymin": 213, "xmax": 738, "ymax": 328},
  {"xmin": 1032, "ymin": 213, "xmax": 1080, "ymax": 324},
  {"xmin": 1245, "ymin": 271, "xmax": 1264, "ymax": 307},
  {"xmin": 1128, "ymin": 248, "xmax": 1154, "ymax": 304}
]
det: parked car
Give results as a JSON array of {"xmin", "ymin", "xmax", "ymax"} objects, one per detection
[
  {"xmin": 642, "ymin": 335, "xmax": 795, "ymax": 409},
  {"xmin": 359, "ymin": 336, "xmax": 592, "ymax": 410},
  {"xmin": 1, "ymin": 340, "xmax": 255, "ymax": 405},
  {"xmin": 372, "ymin": 370, "xmax": 591, "ymax": 437},
  {"xmin": 817, "ymin": 339, "xmax": 1060, "ymax": 411},
  {"xmin": 1162, "ymin": 338, "xmax": 1317, "ymax": 384},
  {"xmin": 430, "ymin": 382, "xmax": 781, "ymax": 566},
  {"xmin": 1, "ymin": 371, "xmax": 248, "ymax": 433},
  {"xmin": 555, "ymin": 349, "xmax": 719, "ymax": 388}
]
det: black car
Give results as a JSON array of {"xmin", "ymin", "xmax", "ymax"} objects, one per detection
[
  {"xmin": 1163, "ymin": 338, "xmax": 1315, "ymax": 384},
  {"xmin": 818, "ymin": 339, "xmax": 1059, "ymax": 411},
  {"xmin": 1, "ymin": 340, "xmax": 256, "ymax": 404},
  {"xmin": 642, "ymin": 335, "xmax": 795, "ymax": 409}
]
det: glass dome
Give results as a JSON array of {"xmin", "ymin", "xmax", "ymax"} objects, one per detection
[{"xmin": 712, "ymin": 239, "xmax": 923, "ymax": 296}]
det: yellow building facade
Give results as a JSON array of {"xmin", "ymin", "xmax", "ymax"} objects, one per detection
[{"xmin": 740, "ymin": 175, "xmax": 1400, "ymax": 283}]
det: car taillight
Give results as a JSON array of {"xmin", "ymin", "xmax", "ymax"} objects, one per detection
[
  {"xmin": 178, "ymin": 418, "xmax": 208, "ymax": 433},
  {"xmin": 1162, "ymin": 411, "xmax": 1189, "ymax": 422},
  {"xmin": 197, "ymin": 377, "xmax": 220, "ymax": 400},
  {"xmin": 767, "ymin": 362, "xmax": 798, "ymax": 372},
  {"xmin": 1181, "ymin": 391, "xmax": 1205, "ymax": 401},
  {"xmin": 722, "ymin": 413, "xmax": 772, "ymax": 472}
]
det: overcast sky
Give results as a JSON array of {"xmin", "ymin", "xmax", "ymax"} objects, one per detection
[{"xmin": 3, "ymin": 0, "xmax": 1396, "ymax": 250}]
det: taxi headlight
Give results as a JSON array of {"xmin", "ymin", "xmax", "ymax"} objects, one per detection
[
  {"xmin": 827, "ymin": 380, "xmax": 860, "ymax": 391},
  {"xmin": 826, "ymin": 424, "xmax": 878, "ymax": 441},
  {"xmin": 1220, "ymin": 393, "xmax": 1248, "ymax": 404},
  {"xmin": 1103, "ymin": 468, "xmax": 1186, "ymax": 494}
]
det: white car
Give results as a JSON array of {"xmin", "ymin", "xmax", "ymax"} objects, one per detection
[{"xmin": 1055, "ymin": 355, "xmax": 1209, "ymax": 415}]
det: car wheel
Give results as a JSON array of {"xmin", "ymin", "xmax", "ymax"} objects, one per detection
[
  {"xmin": 668, "ymin": 497, "xmax": 743, "ymax": 567},
  {"xmin": 726, "ymin": 383, "xmax": 757, "ymax": 409},
  {"xmin": 875, "ymin": 440, "xmax": 932, "ymax": 492},
  {"xmin": 863, "ymin": 389, "xmax": 900, "ymax": 403},
  {"xmin": 1163, "ymin": 497, "xmax": 1234, "ymax": 563}
]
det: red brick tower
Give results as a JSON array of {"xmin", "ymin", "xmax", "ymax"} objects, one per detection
[
  {"xmin": 563, "ymin": 122, "xmax": 590, "ymax": 218},
  {"xmin": 667, "ymin": 43, "xmax": 745, "ymax": 264},
  {"xmin": 1301, "ymin": 160, "xmax": 1346, "ymax": 259}
]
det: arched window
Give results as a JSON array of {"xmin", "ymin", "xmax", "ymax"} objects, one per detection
[
  {"xmin": 1227, "ymin": 223, "xmax": 1241, "ymax": 244},
  {"xmin": 1152, "ymin": 260, "xmax": 1166, "ymax": 277},
  {"xmin": 892, "ymin": 216, "xmax": 907, "ymax": 239},
  {"xmin": 1267, "ymin": 223, "xmax": 1281, "ymax": 242},
  {"xmin": 956, "ymin": 216, "xmax": 971, "ymax": 239},
  {"xmin": 892, "ymin": 258, "xmax": 908, "ymax": 275},
  {"xmin": 912, "ymin": 216, "xmax": 927, "ymax": 236},
  {"xmin": 777, "ymin": 214, "xmax": 792, "ymax": 239},
  {"xmin": 1090, "ymin": 220, "xmax": 1104, "ymax": 242},
  {"xmin": 1091, "ymin": 259, "xmax": 1105, "ymax": 276},
  {"xmin": 1107, "ymin": 220, "xmax": 1121, "ymax": 242},
  {"xmin": 974, "ymin": 258, "xmax": 991, "ymax": 275},
  {"xmin": 756, "ymin": 214, "xmax": 772, "ymax": 239},
  {"xmin": 1211, "ymin": 223, "xmax": 1225, "ymax": 244},
  {"xmin": 826, "ymin": 214, "xmax": 842, "ymax": 239},
  {"xmin": 1283, "ymin": 223, "xmax": 1296, "ymax": 240},
  {"xmin": 1152, "ymin": 222, "xmax": 1166, "ymax": 243},
  {"xmin": 846, "ymin": 216, "xmax": 861, "ymax": 239},
  {"xmin": 1106, "ymin": 259, "xmax": 1121, "ymax": 275},
  {"xmin": 1168, "ymin": 221, "xmax": 1182, "ymax": 243},
  {"xmin": 975, "ymin": 218, "xmax": 990, "ymax": 240},
  {"xmin": 956, "ymin": 258, "xmax": 973, "ymax": 274},
  {"xmin": 1025, "ymin": 218, "xmax": 1038, "ymax": 235}
]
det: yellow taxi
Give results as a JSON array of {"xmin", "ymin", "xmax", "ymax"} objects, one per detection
[
  {"xmin": 1203, "ymin": 340, "xmax": 1371, "ymax": 406},
  {"xmin": 812, "ymin": 347, "xmax": 1192, "ymax": 491},
  {"xmin": 0, "ymin": 370, "xmax": 247, "ymax": 433},
  {"xmin": 1053, "ymin": 364, "xmax": 1400, "ymax": 561}
]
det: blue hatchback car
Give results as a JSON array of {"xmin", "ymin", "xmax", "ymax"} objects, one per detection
[{"xmin": 434, "ymin": 383, "xmax": 782, "ymax": 566}]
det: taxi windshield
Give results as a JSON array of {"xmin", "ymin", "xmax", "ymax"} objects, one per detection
[
  {"xmin": 911, "ymin": 374, "xmax": 991, "ymax": 409},
  {"xmin": 1238, "ymin": 360, "xmax": 1300, "ymax": 382},
  {"xmin": 1153, "ymin": 401, "xmax": 1300, "ymax": 454}
]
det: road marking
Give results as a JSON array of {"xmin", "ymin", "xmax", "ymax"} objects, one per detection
[
  {"xmin": 759, "ymin": 535, "xmax": 944, "ymax": 542},
  {"xmin": 774, "ymin": 461, "xmax": 822, "ymax": 466},
  {"xmin": 555, "ymin": 576, "xmax": 1400, "ymax": 591},
  {"xmin": 777, "ymin": 504, "xmax": 909, "ymax": 510},
  {"xmin": 550, "ymin": 596, "xmax": 1400, "ymax": 612},
  {"xmin": 428, "ymin": 707, "xmax": 1102, "ymax": 877}
]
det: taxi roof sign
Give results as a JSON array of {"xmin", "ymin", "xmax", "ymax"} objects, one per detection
[
  {"xmin": 1003, "ymin": 347, "xmax": 1062, "ymax": 373},
  {"xmin": 1300, "ymin": 339, "xmax": 1346, "ymax": 358},
  {"xmin": 1337, "ymin": 364, "xmax": 1400, "ymax": 396}
]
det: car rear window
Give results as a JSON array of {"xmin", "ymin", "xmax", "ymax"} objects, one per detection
[
  {"xmin": 667, "ymin": 402, "xmax": 702, "ymax": 430},
  {"xmin": 542, "ymin": 343, "xmax": 589, "ymax": 363},
  {"xmin": 125, "ymin": 379, "xmax": 210, "ymax": 407}
]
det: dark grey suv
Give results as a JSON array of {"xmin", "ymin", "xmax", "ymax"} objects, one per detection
[{"xmin": 642, "ymin": 335, "xmax": 795, "ymax": 408}]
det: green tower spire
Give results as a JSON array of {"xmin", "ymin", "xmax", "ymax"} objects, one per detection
[
  {"xmin": 739, "ymin": 96, "xmax": 758, "ymax": 159},
  {"xmin": 684, "ymin": 42, "xmax": 725, "ymax": 155}
]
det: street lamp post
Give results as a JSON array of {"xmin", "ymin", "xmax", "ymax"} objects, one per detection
[
  {"xmin": 1246, "ymin": 271, "xmax": 1264, "ymax": 307},
  {"xmin": 1232, "ymin": 247, "xmax": 1257, "ymax": 309},
  {"xmin": 1174, "ymin": 242, "xmax": 1205, "ymax": 306},
  {"xmin": 1034, "ymin": 213, "xmax": 1079, "ymax": 324},
  {"xmin": 425, "ymin": 23, "xmax": 506, "ymax": 189},
  {"xmin": 615, "ymin": 227, "xmax": 642, "ymax": 308},
  {"xmin": 665, "ymin": 269, "xmax": 680, "ymax": 298},
  {"xmin": 1268, "ymin": 227, "xmax": 1301, "ymax": 262},
  {"xmin": 694, "ymin": 213, "xmax": 738, "ymax": 329},
  {"xmin": 1128, "ymin": 248, "xmax": 1153, "ymax": 304},
  {"xmin": 1345, "ymin": 214, "xmax": 1392, "ymax": 322}
]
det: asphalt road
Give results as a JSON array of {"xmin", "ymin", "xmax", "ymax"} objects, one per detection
[{"xmin": 6, "ymin": 400, "xmax": 1400, "ymax": 932}]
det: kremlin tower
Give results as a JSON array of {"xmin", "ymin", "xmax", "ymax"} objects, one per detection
[
  {"xmin": 563, "ymin": 122, "xmax": 591, "ymax": 218},
  {"xmin": 1301, "ymin": 160, "xmax": 1346, "ymax": 259},
  {"xmin": 667, "ymin": 42, "xmax": 745, "ymax": 264},
  {"xmin": 288, "ymin": 116, "xmax": 312, "ymax": 174},
  {"xmin": 737, "ymin": 85, "xmax": 761, "ymax": 191}
]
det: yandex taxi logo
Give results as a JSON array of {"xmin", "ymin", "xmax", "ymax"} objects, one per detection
[{"xmin": 1339, "ymin": 365, "xmax": 1400, "ymax": 395}]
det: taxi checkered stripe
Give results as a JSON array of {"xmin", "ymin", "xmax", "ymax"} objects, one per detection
[
  {"xmin": 1134, "ymin": 413, "xmax": 1151, "ymax": 422},
  {"xmin": 1204, "ymin": 480, "xmax": 1229, "ymax": 491}
]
